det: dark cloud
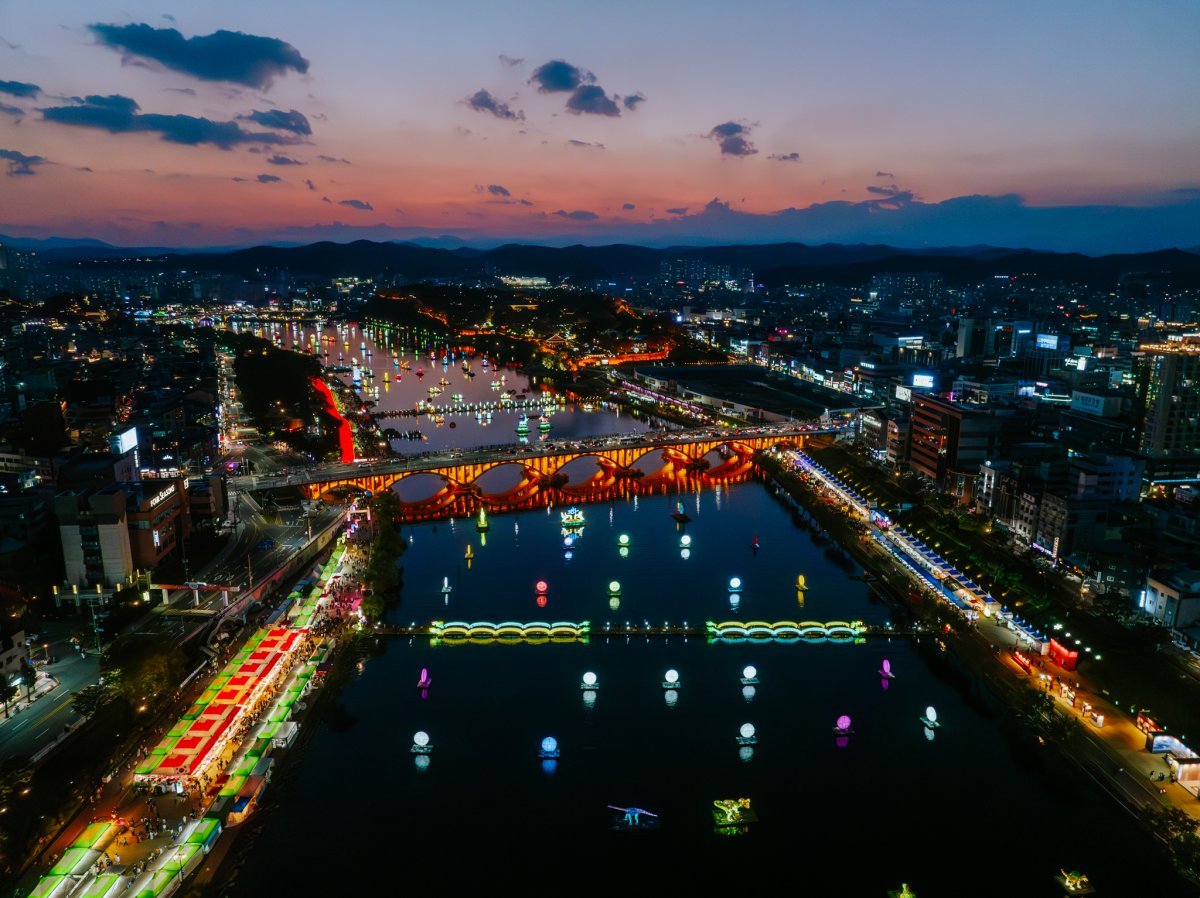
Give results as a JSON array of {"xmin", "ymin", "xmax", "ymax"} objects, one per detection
[
  {"xmin": 579, "ymin": 192, "xmax": 1200, "ymax": 255},
  {"xmin": 231, "ymin": 176, "xmax": 249, "ymax": 182},
  {"xmin": 0, "ymin": 80, "xmax": 40, "ymax": 98},
  {"xmin": 517, "ymin": 199, "xmax": 534, "ymax": 207},
  {"xmin": 866, "ymin": 184, "xmax": 904, "ymax": 196},
  {"xmin": 553, "ymin": 209, "xmax": 598, "ymax": 221},
  {"xmin": 768, "ymin": 152, "xmax": 801, "ymax": 163},
  {"xmin": 317, "ymin": 155, "xmax": 351, "ymax": 164},
  {"xmin": 164, "ymin": 87, "xmax": 196, "ymax": 96},
  {"xmin": 706, "ymin": 121, "xmax": 758, "ymax": 157},
  {"xmin": 267, "ymin": 154, "xmax": 303, "ymax": 165},
  {"xmin": 40, "ymin": 95, "xmax": 301, "ymax": 148},
  {"xmin": 567, "ymin": 139, "xmax": 605, "ymax": 149},
  {"xmin": 304, "ymin": 178, "xmax": 317, "ymax": 191},
  {"xmin": 256, "ymin": 173, "xmax": 281, "ymax": 183},
  {"xmin": 0, "ymin": 103, "xmax": 23, "ymax": 117},
  {"xmin": 487, "ymin": 183, "xmax": 511, "ymax": 197},
  {"xmin": 338, "ymin": 198, "xmax": 373, "ymax": 211},
  {"xmin": 464, "ymin": 89, "xmax": 523, "ymax": 121},
  {"xmin": 566, "ymin": 84, "xmax": 620, "ymax": 117},
  {"xmin": 77, "ymin": 166, "xmax": 94, "ymax": 173},
  {"xmin": 89, "ymin": 23, "xmax": 309, "ymax": 89},
  {"xmin": 499, "ymin": 54, "xmax": 524, "ymax": 68},
  {"xmin": 666, "ymin": 207, "xmax": 689, "ymax": 215},
  {"xmin": 876, "ymin": 170, "xmax": 895, "ymax": 178},
  {"xmin": 529, "ymin": 59, "xmax": 592, "ymax": 93},
  {"xmin": 321, "ymin": 195, "xmax": 332, "ymax": 203},
  {"xmin": 622, "ymin": 92, "xmax": 646, "ymax": 111},
  {"xmin": 0, "ymin": 148, "xmax": 47, "ymax": 176},
  {"xmin": 622, "ymin": 203, "xmax": 636, "ymax": 210},
  {"xmin": 241, "ymin": 108, "xmax": 312, "ymax": 135}
]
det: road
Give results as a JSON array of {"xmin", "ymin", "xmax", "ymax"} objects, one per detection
[
  {"xmin": 232, "ymin": 420, "xmax": 848, "ymax": 492},
  {"xmin": 135, "ymin": 497, "xmax": 343, "ymax": 632},
  {"xmin": 0, "ymin": 627, "xmax": 100, "ymax": 762}
]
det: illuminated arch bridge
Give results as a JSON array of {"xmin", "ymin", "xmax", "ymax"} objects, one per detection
[
  {"xmin": 706, "ymin": 620, "xmax": 866, "ymax": 643},
  {"xmin": 429, "ymin": 620, "xmax": 590, "ymax": 644},
  {"xmin": 264, "ymin": 426, "xmax": 837, "ymax": 507}
]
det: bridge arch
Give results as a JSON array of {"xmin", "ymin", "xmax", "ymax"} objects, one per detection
[{"xmin": 294, "ymin": 430, "xmax": 813, "ymax": 501}]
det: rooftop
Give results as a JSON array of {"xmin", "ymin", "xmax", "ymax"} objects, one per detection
[{"xmin": 636, "ymin": 364, "xmax": 877, "ymax": 418}]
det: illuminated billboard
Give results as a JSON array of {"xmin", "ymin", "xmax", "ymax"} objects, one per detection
[
  {"xmin": 110, "ymin": 427, "xmax": 138, "ymax": 455},
  {"xmin": 912, "ymin": 374, "xmax": 935, "ymax": 389},
  {"xmin": 1035, "ymin": 334, "xmax": 1060, "ymax": 350}
]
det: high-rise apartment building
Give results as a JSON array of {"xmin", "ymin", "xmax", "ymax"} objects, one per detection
[{"xmin": 1133, "ymin": 337, "xmax": 1200, "ymax": 459}]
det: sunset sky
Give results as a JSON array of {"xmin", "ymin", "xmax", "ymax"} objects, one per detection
[{"xmin": 1, "ymin": 0, "xmax": 1198, "ymax": 250}]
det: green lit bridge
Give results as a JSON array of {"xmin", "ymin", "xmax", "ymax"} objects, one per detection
[{"xmin": 371, "ymin": 619, "xmax": 913, "ymax": 644}]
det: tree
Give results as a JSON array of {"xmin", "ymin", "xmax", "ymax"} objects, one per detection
[
  {"xmin": 1016, "ymin": 688, "xmax": 1056, "ymax": 734},
  {"xmin": 71, "ymin": 684, "xmax": 110, "ymax": 718},
  {"xmin": 1157, "ymin": 807, "xmax": 1198, "ymax": 845},
  {"xmin": 1156, "ymin": 808, "xmax": 1200, "ymax": 879},
  {"xmin": 13, "ymin": 402, "xmax": 69, "ymax": 456},
  {"xmin": 18, "ymin": 662, "xmax": 36, "ymax": 701},
  {"xmin": 360, "ymin": 491, "xmax": 407, "ymax": 618},
  {"xmin": 104, "ymin": 636, "xmax": 186, "ymax": 712},
  {"xmin": 0, "ymin": 680, "xmax": 16, "ymax": 719},
  {"xmin": 0, "ymin": 759, "xmax": 34, "ymax": 863}
]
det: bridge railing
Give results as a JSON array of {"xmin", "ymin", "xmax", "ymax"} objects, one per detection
[{"xmin": 234, "ymin": 422, "xmax": 843, "ymax": 490}]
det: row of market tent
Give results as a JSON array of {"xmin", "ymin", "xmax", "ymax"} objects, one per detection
[
  {"xmin": 134, "ymin": 544, "xmax": 347, "ymax": 788},
  {"xmin": 789, "ymin": 452, "xmax": 872, "ymax": 519},
  {"xmin": 788, "ymin": 451, "xmax": 1004, "ymax": 618},
  {"xmin": 27, "ymin": 816, "xmax": 221, "ymax": 898},
  {"xmin": 788, "ymin": 451, "xmax": 1049, "ymax": 652},
  {"xmin": 26, "ymin": 534, "xmax": 356, "ymax": 898}
]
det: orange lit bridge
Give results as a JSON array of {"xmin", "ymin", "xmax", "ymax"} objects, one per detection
[{"xmin": 231, "ymin": 422, "xmax": 847, "ymax": 521}]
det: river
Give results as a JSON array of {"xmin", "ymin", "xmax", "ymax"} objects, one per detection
[
  {"xmin": 241, "ymin": 319, "xmax": 653, "ymax": 456},
  {"xmin": 227, "ymin": 481, "xmax": 1193, "ymax": 897}
]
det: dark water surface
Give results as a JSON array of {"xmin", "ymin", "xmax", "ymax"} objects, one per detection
[
  {"xmin": 229, "ymin": 484, "xmax": 1193, "ymax": 897},
  {"xmin": 258, "ymin": 319, "xmax": 652, "ymax": 453}
]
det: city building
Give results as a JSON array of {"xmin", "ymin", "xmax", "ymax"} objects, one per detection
[
  {"xmin": 0, "ymin": 623, "xmax": 28, "ymax": 683},
  {"xmin": 1132, "ymin": 337, "xmax": 1200, "ymax": 483},
  {"xmin": 1140, "ymin": 568, "xmax": 1200, "ymax": 630},
  {"xmin": 956, "ymin": 317, "xmax": 994, "ymax": 358},
  {"xmin": 125, "ymin": 478, "xmax": 191, "ymax": 571},
  {"xmin": 55, "ymin": 486, "xmax": 134, "ymax": 589},
  {"xmin": 908, "ymin": 394, "xmax": 1029, "ymax": 500},
  {"xmin": 885, "ymin": 417, "xmax": 911, "ymax": 466},
  {"xmin": 1059, "ymin": 390, "xmax": 1133, "ymax": 453}
]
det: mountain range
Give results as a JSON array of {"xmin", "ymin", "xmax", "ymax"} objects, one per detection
[{"xmin": 5, "ymin": 234, "xmax": 1200, "ymax": 287}]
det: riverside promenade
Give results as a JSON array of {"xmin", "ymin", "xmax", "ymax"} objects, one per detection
[{"xmin": 781, "ymin": 448, "xmax": 1200, "ymax": 829}]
